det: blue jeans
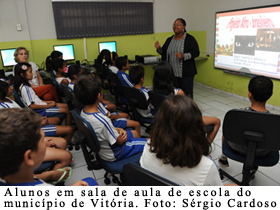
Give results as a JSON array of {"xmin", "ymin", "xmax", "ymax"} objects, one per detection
[{"xmin": 177, "ymin": 76, "xmax": 194, "ymax": 99}]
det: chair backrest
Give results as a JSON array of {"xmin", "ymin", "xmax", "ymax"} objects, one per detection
[
  {"xmin": 148, "ymin": 90, "xmax": 167, "ymax": 111},
  {"xmin": 60, "ymin": 84, "xmax": 75, "ymax": 110},
  {"xmin": 122, "ymin": 163, "xmax": 178, "ymax": 186},
  {"xmin": 70, "ymin": 110, "xmax": 100, "ymax": 153},
  {"xmin": 12, "ymin": 89, "xmax": 26, "ymax": 108},
  {"xmin": 109, "ymin": 71, "xmax": 126, "ymax": 103},
  {"xmin": 50, "ymin": 71, "xmax": 64, "ymax": 96},
  {"xmin": 223, "ymin": 109, "xmax": 280, "ymax": 150},
  {"xmin": 122, "ymin": 86, "xmax": 148, "ymax": 110}
]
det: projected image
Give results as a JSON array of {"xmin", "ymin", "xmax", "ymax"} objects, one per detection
[
  {"xmin": 256, "ymin": 29, "xmax": 280, "ymax": 52},
  {"xmin": 214, "ymin": 5, "xmax": 280, "ymax": 79},
  {"xmin": 0, "ymin": 49, "xmax": 16, "ymax": 67},
  {"xmin": 53, "ymin": 45, "xmax": 75, "ymax": 61},
  {"xmin": 234, "ymin": 36, "xmax": 256, "ymax": 56}
]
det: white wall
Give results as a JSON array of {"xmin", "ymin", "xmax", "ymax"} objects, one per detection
[
  {"xmin": 0, "ymin": 0, "xmax": 187, "ymax": 42},
  {"xmin": 187, "ymin": 0, "xmax": 280, "ymax": 53}
]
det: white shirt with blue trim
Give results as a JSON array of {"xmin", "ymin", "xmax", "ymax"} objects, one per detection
[
  {"xmin": 0, "ymin": 97, "xmax": 21, "ymax": 109},
  {"xmin": 19, "ymin": 84, "xmax": 47, "ymax": 107}
]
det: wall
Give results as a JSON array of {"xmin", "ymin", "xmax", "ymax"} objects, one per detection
[{"xmin": 187, "ymin": 0, "xmax": 280, "ymax": 107}]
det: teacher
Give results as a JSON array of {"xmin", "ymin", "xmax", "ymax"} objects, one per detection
[{"xmin": 155, "ymin": 18, "xmax": 200, "ymax": 99}]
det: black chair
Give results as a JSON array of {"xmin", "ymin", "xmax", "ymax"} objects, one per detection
[
  {"xmin": 50, "ymin": 71, "xmax": 64, "ymax": 100},
  {"xmin": 109, "ymin": 71, "xmax": 130, "ymax": 113},
  {"xmin": 12, "ymin": 89, "xmax": 26, "ymax": 108},
  {"xmin": 70, "ymin": 110, "xmax": 142, "ymax": 185},
  {"xmin": 148, "ymin": 90, "xmax": 167, "ymax": 112},
  {"xmin": 95, "ymin": 64, "xmax": 113, "ymax": 94},
  {"xmin": 219, "ymin": 109, "xmax": 280, "ymax": 186},
  {"xmin": 122, "ymin": 163, "xmax": 179, "ymax": 186},
  {"xmin": 60, "ymin": 84, "xmax": 75, "ymax": 110},
  {"xmin": 122, "ymin": 86, "xmax": 153, "ymax": 127}
]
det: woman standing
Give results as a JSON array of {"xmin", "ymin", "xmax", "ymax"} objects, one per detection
[{"xmin": 155, "ymin": 18, "xmax": 199, "ymax": 99}]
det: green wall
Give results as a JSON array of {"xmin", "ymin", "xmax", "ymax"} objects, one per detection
[{"xmin": 1, "ymin": 31, "xmax": 279, "ymax": 107}]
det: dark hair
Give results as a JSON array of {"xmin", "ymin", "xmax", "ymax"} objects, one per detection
[
  {"xmin": 46, "ymin": 51, "xmax": 63, "ymax": 72},
  {"xmin": 0, "ymin": 76, "xmax": 9, "ymax": 100},
  {"xmin": 51, "ymin": 58, "xmax": 65, "ymax": 72},
  {"xmin": 115, "ymin": 56, "xmax": 127, "ymax": 70},
  {"xmin": 153, "ymin": 62, "xmax": 177, "ymax": 95},
  {"xmin": 112, "ymin": 52, "xmax": 118, "ymax": 62},
  {"xmin": 0, "ymin": 109, "xmax": 42, "ymax": 178},
  {"xmin": 68, "ymin": 65, "xmax": 82, "ymax": 80},
  {"xmin": 13, "ymin": 62, "xmax": 32, "ymax": 95},
  {"xmin": 150, "ymin": 95, "xmax": 210, "ymax": 168},
  {"xmin": 176, "ymin": 18, "xmax": 186, "ymax": 32},
  {"xmin": 129, "ymin": 65, "xmax": 145, "ymax": 85},
  {"xmin": 248, "ymin": 76, "xmax": 273, "ymax": 102},
  {"xmin": 96, "ymin": 49, "xmax": 112, "ymax": 66},
  {"xmin": 74, "ymin": 73, "xmax": 102, "ymax": 105}
]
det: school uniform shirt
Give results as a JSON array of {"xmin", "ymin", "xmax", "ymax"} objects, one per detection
[
  {"xmin": 13, "ymin": 61, "xmax": 39, "ymax": 86},
  {"xmin": 116, "ymin": 71, "xmax": 134, "ymax": 87},
  {"xmin": 19, "ymin": 84, "xmax": 47, "ymax": 107},
  {"xmin": 56, "ymin": 77, "xmax": 71, "ymax": 85},
  {"xmin": 140, "ymin": 140, "xmax": 223, "ymax": 186},
  {"xmin": 0, "ymin": 97, "xmax": 21, "ymax": 109},
  {"xmin": 109, "ymin": 66, "xmax": 119, "ymax": 74},
  {"xmin": 68, "ymin": 82, "xmax": 75, "ymax": 91},
  {"xmin": 137, "ymin": 87, "xmax": 154, "ymax": 118},
  {"xmin": 0, "ymin": 178, "xmax": 51, "ymax": 186},
  {"xmin": 81, "ymin": 110, "xmax": 120, "ymax": 161}
]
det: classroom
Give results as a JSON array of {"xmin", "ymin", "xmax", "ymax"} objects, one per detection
[{"xmin": 0, "ymin": 0, "xmax": 280, "ymax": 186}]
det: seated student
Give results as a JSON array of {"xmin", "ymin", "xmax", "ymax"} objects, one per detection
[
  {"xmin": 13, "ymin": 47, "xmax": 60, "ymax": 102},
  {"xmin": 13, "ymin": 62, "xmax": 72, "ymax": 126},
  {"xmin": 67, "ymin": 64, "xmax": 83, "ymax": 90},
  {"xmin": 76, "ymin": 71, "xmax": 141, "ymax": 136},
  {"xmin": 116, "ymin": 56, "xmax": 134, "ymax": 87},
  {"xmin": 140, "ymin": 95, "xmax": 225, "ymax": 186},
  {"xmin": 74, "ymin": 74, "xmax": 147, "ymax": 162},
  {"xmin": 0, "ymin": 109, "xmax": 97, "ymax": 186},
  {"xmin": 153, "ymin": 62, "xmax": 220, "ymax": 143},
  {"xmin": 46, "ymin": 51, "xmax": 63, "ymax": 73},
  {"xmin": 129, "ymin": 65, "xmax": 155, "ymax": 118},
  {"xmin": 0, "ymin": 76, "xmax": 73, "ymax": 143},
  {"xmin": 51, "ymin": 58, "xmax": 71, "ymax": 86},
  {"xmin": 219, "ymin": 75, "xmax": 273, "ymax": 167},
  {"xmin": 109, "ymin": 52, "xmax": 119, "ymax": 74}
]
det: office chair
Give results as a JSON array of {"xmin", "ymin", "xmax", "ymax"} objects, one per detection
[
  {"xmin": 12, "ymin": 89, "xmax": 26, "ymax": 108},
  {"xmin": 50, "ymin": 71, "xmax": 64, "ymax": 100},
  {"xmin": 95, "ymin": 64, "xmax": 113, "ymax": 94},
  {"xmin": 219, "ymin": 109, "xmax": 280, "ymax": 186},
  {"xmin": 60, "ymin": 83, "xmax": 75, "ymax": 110},
  {"xmin": 148, "ymin": 90, "xmax": 167, "ymax": 112},
  {"xmin": 70, "ymin": 110, "xmax": 142, "ymax": 185},
  {"xmin": 122, "ymin": 163, "xmax": 179, "ymax": 186},
  {"xmin": 122, "ymin": 86, "xmax": 153, "ymax": 128}
]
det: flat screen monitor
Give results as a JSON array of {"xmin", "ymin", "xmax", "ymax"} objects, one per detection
[
  {"xmin": 0, "ymin": 48, "xmax": 16, "ymax": 67},
  {"xmin": 214, "ymin": 4, "xmax": 280, "ymax": 80},
  {"xmin": 53, "ymin": 44, "xmax": 75, "ymax": 61},
  {"xmin": 98, "ymin": 41, "xmax": 117, "ymax": 53}
]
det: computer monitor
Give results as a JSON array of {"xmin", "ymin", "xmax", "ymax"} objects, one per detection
[
  {"xmin": 0, "ymin": 48, "xmax": 16, "ymax": 67},
  {"xmin": 53, "ymin": 44, "xmax": 75, "ymax": 61},
  {"xmin": 98, "ymin": 41, "xmax": 117, "ymax": 53}
]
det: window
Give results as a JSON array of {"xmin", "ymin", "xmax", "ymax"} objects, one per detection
[{"xmin": 52, "ymin": 1, "xmax": 153, "ymax": 39}]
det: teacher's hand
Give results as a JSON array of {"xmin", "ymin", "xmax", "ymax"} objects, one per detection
[
  {"xmin": 155, "ymin": 41, "xmax": 161, "ymax": 50},
  {"xmin": 175, "ymin": 52, "xmax": 184, "ymax": 59}
]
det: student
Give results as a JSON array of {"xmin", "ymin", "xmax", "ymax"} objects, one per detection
[
  {"xmin": 77, "ymin": 71, "xmax": 141, "ymax": 136},
  {"xmin": 219, "ymin": 75, "xmax": 273, "ymax": 167},
  {"xmin": 109, "ymin": 52, "xmax": 119, "ymax": 74},
  {"xmin": 129, "ymin": 65, "xmax": 155, "ymax": 118},
  {"xmin": 67, "ymin": 64, "xmax": 83, "ymax": 90},
  {"xmin": 0, "ymin": 76, "xmax": 73, "ymax": 143},
  {"xmin": 51, "ymin": 58, "xmax": 71, "ymax": 86},
  {"xmin": 46, "ymin": 51, "xmax": 63, "ymax": 72},
  {"xmin": 140, "ymin": 95, "xmax": 224, "ymax": 186},
  {"xmin": 13, "ymin": 47, "xmax": 60, "ymax": 102},
  {"xmin": 0, "ymin": 109, "xmax": 97, "ymax": 186},
  {"xmin": 74, "ymin": 74, "xmax": 147, "ymax": 162},
  {"xmin": 13, "ymin": 62, "xmax": 72, "ymax": 126},
  {"xmin": 116, "ymin": 56, "xmax": 134, "ymax": 87},
  {"xmin": 153, "ymin": 62, "xmax": 220, "ymax": 143}
]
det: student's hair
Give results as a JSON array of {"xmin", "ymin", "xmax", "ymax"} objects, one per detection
[
  {"xmin": 51, "ymin": 58, "xmax": 65, "ymax": 72},
  {"xmin": 0, "ymin": 76, "xmax": 9, "ymax": 100},
  {"xmin": 13, "ymin": 62, "xmax": 32, "ymax": 95},
  {"xmin": 14, "ymin": 47, "xmax": 29, "ymax": 63},
  {"xmin": 74, "ymin": 73, "xmax": 101, "ymax": 105},
  {"xmin": 153, "ymin": 62, "xmax": 177, "ymax": 96},
  {"xmin": 115, "ymin": 56, "xmax": 127, "ymax": 70},
  {"xmin": 112, "ymin": 52, "xmax": 118, "ymax": 62},
  {"xmin": 129, "ymin": 65, "xmax": 145, "ymax": 85},
  {"xmin": 176, "ymin": 18, "xmax": 187, "ymax": 32},
  {"xmin": 150, "ymin": 95, "xmax": 210, "ymax": 168},
  {"xmin": 46, "ymin": 51, "xmax": 63, "ymax": 72},
  {"xmin": 96, "ymin": 49, "xmax": 112, "ymax": 66},
  {"xmin": 68, "ymin": 65, "xmax": 81, "ymax": 80},
  {"xmin": 248, "ymin": 76, "xmax": 273, "ymax": 102},
  {"xmin": 0, "ymin": 108, "xmax": 42, "ymax": 178}
]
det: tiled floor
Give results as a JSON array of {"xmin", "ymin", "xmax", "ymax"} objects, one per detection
[{"xmin": 65, "ymin": 83, "xmax": 280, "ymax": 186}]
